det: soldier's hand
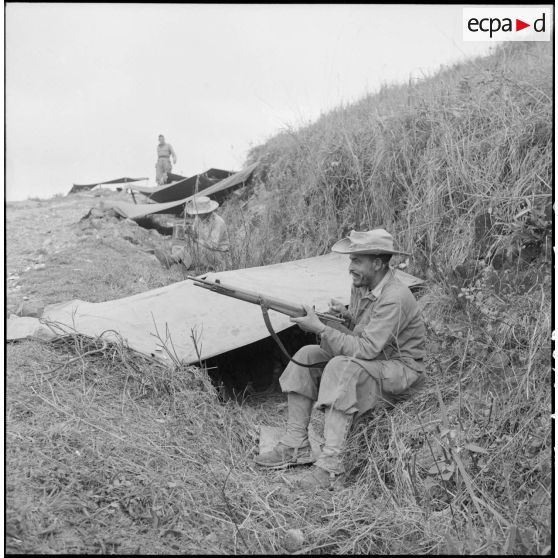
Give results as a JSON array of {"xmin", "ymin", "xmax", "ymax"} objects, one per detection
[
  {"xmin": 329, "ymin": 299, "xmax": 348, "ymax": 317},
  {"xmin": 291, "ymin": 305, "xmax": 326, "ymax": 334}
]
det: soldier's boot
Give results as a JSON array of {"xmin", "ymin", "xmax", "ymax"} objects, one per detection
[
  {"xmin": 255, "ymin": 393, "xmax": 314, "ymax": 469},
  {"xmin": 296, "ymin": 406, "xmax": 354, "ymax": 490}
]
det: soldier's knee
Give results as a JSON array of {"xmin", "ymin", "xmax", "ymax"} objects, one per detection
[
  {"xmin": 325, "ymin": 355, "xmax": 352, "ymax": 370},
  {"xmin": 323, "ymin": 356, "xmax": 358, "ymax": 380},
  {"xmin": 292, "ymin": 344, "xmax": 322, "ymax": 363}
]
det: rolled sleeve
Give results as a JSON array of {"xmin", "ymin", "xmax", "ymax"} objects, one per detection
[{"xmin": 320, "ymin": 298, "xmax": 407, "ymax": 359}]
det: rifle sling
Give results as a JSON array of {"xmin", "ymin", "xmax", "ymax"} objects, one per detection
[{"xmin": 260, "ymin": 303, "xmax": 329, "ymax": 370}]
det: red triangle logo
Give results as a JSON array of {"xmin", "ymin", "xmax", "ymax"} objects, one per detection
[{"xmin": 516, "ymin": 19, "xmax": 530, "ymax": 32}]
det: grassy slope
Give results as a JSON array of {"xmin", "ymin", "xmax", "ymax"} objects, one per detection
[
  {"xmin": 222, "ymin": 42, "xmax": 552, "ymax": 270},
  {"xmin": 7, "ymin": 42, "xmax": 552, "ymax": 554}
]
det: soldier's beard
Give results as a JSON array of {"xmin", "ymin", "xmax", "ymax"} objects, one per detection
[
  {"xmin": 351, "ymin": 272, "xmax": 363, "ymax": 286},
  {"xmin": 351, "ymin": 272, "xmax": 372, "ymax": 288}
]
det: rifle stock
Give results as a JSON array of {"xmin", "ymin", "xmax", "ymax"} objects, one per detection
[{"xmin": 187, "ymin": 275, "xmax": 345, "ymax": 324}]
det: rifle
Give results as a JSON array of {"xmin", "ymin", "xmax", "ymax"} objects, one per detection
[
  {"xmin": 187, "ymin": 275, "xmax": 344, "ymax": 324},
  {"xmin": 187, "ymin": 275, "xmax": 345, "ymax": 368}
]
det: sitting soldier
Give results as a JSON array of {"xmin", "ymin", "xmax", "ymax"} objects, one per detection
[
  {"xmin": 155, "ymin": 196, "xmax": 230, "ymax": 272},
  {"xmin": 254, "ymin": 229, "xmax": 426, "ymax": 490}
]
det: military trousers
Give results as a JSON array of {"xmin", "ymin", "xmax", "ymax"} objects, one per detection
[
  {"xmin": 155, "ymin": 157, "xmax": 172, "ymax": 185},
  {"xmin": 279, "ymin": 344, "xmax": 422, "ymax": 416}
]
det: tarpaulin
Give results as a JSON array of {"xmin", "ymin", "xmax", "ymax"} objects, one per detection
[
  {"xmin": 68, "ymin": 177, "xmax": 148, "ymax": 194},
  {"xmin": 132, "ymin": 168, "xmax": 234, "ymax": 203},
  {"xmin": 6, "ymin": 315, "xmax": 57, "ymax": 341},
  {"xmin": 40, "ymin": 253, "xmax": 424, "ymax": 365},
  {"xmin": 105, "ymin": 163, "xmax": 259, "ymax": 219},
  {"xmin": 197, "ymin": 163, "xmax": 257, "ymax": 199},
  {"xmin": 106, "ymin": 197, "xmax": 190, "ymax": 220}
]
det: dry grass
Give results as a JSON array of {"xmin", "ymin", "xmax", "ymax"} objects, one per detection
[
  {"xmin": 217, "ymin": 40, "xmax": 551, "ymax": 554},
  {"xmin": 7, "ymin": 333, "xmax": 283, "ymax": 554},
  {"xmin": 7, "ymin": 282, "xmax": 551, "ymax": 554}
]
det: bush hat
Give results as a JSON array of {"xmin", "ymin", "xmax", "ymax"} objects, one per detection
[
  {"xmin": 331, "ymin": 229, "xmax": 410, "ymax": 256},
  {"xmin": 185, "ymin": 195, "xmax": 219, "ymax": 215}
]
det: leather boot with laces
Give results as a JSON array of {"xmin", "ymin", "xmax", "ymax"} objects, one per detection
[{"xmin": 254, "ymin": 442, "xmax": 314, "ymax": 469}]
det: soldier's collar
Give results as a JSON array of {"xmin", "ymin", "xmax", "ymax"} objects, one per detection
[{"xmin": 365, "ymin": 268, "xmax": 393, "ymax": 300}]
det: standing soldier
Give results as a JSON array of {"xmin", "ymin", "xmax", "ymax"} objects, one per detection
[{"xmin": 155, "ymin": 134, "xmax": 177, "ymax": 185}]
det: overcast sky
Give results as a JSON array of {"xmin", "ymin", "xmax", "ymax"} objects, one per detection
[{"xmin": 6, "ymin": 4, "xmax": 496, "ymax": 201}]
